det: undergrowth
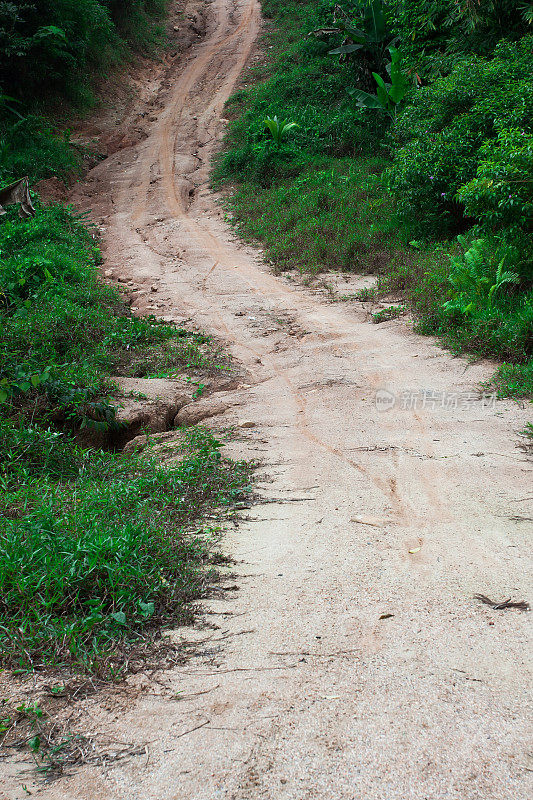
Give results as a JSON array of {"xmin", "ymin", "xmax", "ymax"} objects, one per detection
[
  {"xmin": 222, "ymin": 158, "xmax": 397, "ymax": 275},
  {"xmin": 0, "ymin": 198, "xmax": 249, "ymax": 675},
  {"xmin": 0, "ymin": 203, "xmax": 222, "ymax": 430},
  {"xmin": 0, "ymin": 424, "xmax": 250, "ymax": 675},
  {"xmin": 0, "ymin": 144, "xmax": 246, "ymax": 680}
]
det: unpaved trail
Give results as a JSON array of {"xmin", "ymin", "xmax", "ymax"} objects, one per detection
[{"xmin": 18, "ymin": 0, "xmax": 533, "ymax": 797}]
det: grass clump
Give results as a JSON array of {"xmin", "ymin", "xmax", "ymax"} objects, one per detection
[
  {"xmin": 222, "ymin": 158, "xmax": 396, "ymax": 275},
  {"xmin": 0, "ymin": 424, "xmax": 250, "ymax": 675},
  {"xmin": 382, "ymin": 237, "xmax": 533, "ymax": 396},
  {"xmin": 0, "ymin": 203, "xmax": 221, "ymax": 429}
]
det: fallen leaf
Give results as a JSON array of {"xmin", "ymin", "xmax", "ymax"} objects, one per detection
[{"xmin": 379, "ymin": 613, "xmax": 394, "ymax": 620}]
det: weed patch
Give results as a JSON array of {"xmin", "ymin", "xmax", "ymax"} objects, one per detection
[
  {"xmin": 221, "ymin": 158, "xmax": 396, "ymax": 275},
  {"xmin": 0, "ymin": 425, "xmax": 250, "ymax": 675},
  {"xmin": 0, "ymin": 203, "xmax": 226, "ymax": 431}
]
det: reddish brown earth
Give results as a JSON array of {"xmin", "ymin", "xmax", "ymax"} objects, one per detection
[{"xmin": 2, "ymin": 1, "xmax": 532, "ymax": 798}]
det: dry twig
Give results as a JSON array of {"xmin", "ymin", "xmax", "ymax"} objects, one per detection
[{"xmin": 474, "ymin": 594, "xmax": 530, "ymax": 611}]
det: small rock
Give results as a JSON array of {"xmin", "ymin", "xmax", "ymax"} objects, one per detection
[
  {"xmin": 238, "ymin": 420, "xmax": 255, "ymax": 429},
  {"xmin": 104, "ymin": 269, "xmax": 113, "ymax": 277},
  {"xmin": 151, "ymin": 284, "xmax": 158, "ymax": 292}
]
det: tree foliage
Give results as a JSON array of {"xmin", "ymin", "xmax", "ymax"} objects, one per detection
[{"xmin": 0, "ymin": 1, "xmax": 168, "ymax": 105}]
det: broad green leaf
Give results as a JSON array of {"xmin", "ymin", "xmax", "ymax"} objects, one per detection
[
  {"xmin": 375, "ymin": 83, "xmax": 389, "ymax": 108},
  {"xmin": 389, "ymin": 83, "xmax": 408, "ymax": 104},
  {"xmin": 139, "ymin": 601, "xmax": 155, "ymax": 618},
  {"xmin": 369, "ymin": 0, "xmax": 386, "ymax": 41},
  {"xmin": 372, "ymin": 73, "xmax": 390, "ymax": 92},
  {"xmin": 280, "ymin": 122, "xmax": 299, "ymax": 134},
  {"xmin": 328, "ymin": 43, "xmax": 364, "ymax": 55},
  {"xmin": 346, "ymin": 87, "xmax": 385, "ymax": 111}
]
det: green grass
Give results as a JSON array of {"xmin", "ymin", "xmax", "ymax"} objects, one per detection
[
  {"xmin": 0, "ymin": 200, "xmax": 250, "ymax": 676},
  {"xmin": 0, "ymin": 203, "xmax": 224, "ymax": 429},
  {"xmin": 0, "ymin": 423, "xmax": 250, "ymax": 675},
  {"xmin": 0, "ymin": 190, "xmax": 247, "ymax": 682},
  {"xmin": 222, "ymin": 157, "xmax": 397, "ymax": 275},
  {"xmin": 381, "ymin": 242, "xmax": 533, "ymax": 397},
  {"xmin": 0, "ymin": 115, "xmax": 84, "ymax": 185}
]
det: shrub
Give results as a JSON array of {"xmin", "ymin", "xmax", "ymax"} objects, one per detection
[
  {"xmin": 0, "ymin": 0, "xmax": 168, "ymax": 107},
  {"xmin": 387, "ymin": 38, "xmax": 533, "ymax": 237},
  {"xmin": 457, "ymin": 128, "xmax": 533, "ymax": 241},
  {"xmin": 386, "ymin": 0, "xmax": 529, "ymax": 74},
  {"xmin": 441, "ymin": 237, "xmax": 520, "ymax": 318}
]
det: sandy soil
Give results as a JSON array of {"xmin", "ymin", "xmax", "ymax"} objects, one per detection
[{"xmin": 3, "ymin": 1, "xmax": 532, "ymax": 798}]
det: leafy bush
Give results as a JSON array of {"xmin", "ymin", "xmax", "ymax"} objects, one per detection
[
  {"xmin": 348, "ymin": 47, "xmax": 410, "ymax": 120},
  {"xmin": 384, "ymin": 235, "xmax": 533, "ymax": 370},
  {"xmin": 387, "ymin": 38, "xmax": 533, "ymax": 236},
  {"xmin": 441, "ymin": 236, "xmax": 520, "ymax": 318},
  {"xmin": 457, "ymin": 128, "xmax": 533, "ymax": 241},
  {"xmin": 387, "ymin": 0, "xmax": 530, "ymax": 74},
  {"xmin": 314, "ymin": 0, "xmax": 394, "ymax": 79}
]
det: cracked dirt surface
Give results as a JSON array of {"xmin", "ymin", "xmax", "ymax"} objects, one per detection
[{"xmin": 3, "ymin": 1, "xmax": 532, "ymax": 798}]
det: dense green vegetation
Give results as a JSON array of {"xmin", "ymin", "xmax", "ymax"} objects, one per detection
[
  {"xmin": 0, "ymin": 425, "xmax": 249, "ymax": 674},
  {"xmin": 0, "ymin": 203, "xmax": 217, "ymax": 428},
  {"xmin": 0, "ymin": 1, "xmax": 252, "ymax": 676},
  {"xmin": 0, "ymin": 1, "xmax": 170, "ymax": 186},
  {"xmin": 215, "ymin": 0, "xmax": 533, "ymax": 397},
  {"xmin": 0, "ymin": 198, "xmax": 250, "ymax": 673},
  {"xmin": 0, "ymin": 1, "xmax": 168, "ymax": 106}
]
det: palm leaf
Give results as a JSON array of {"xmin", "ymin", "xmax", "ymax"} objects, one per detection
[{"xmin": 346, "ymin": 87, "xmax": 385, "ymax": 111}]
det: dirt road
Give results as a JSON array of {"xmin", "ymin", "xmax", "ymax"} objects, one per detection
[{"xmin": 26, "ymin": 0, "xmax": 533, "ymax": 797}]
